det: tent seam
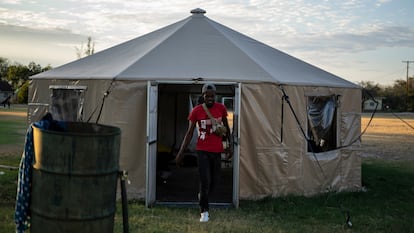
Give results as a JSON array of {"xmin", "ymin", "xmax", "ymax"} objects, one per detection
[
  {"xmin": 205, "ymin": 17, "xmax": 277, "ymax": 83},
  {"xmin": 205, "ymin": 17, "xmax": 359, "ymax": 88},
  {"xmin": 113, "ymin": 17, "xmax": 192, "ymax": 79}
]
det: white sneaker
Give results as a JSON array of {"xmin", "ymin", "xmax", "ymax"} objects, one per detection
[{"xmin": 200, "ymin": 211, "xmax": 209, "ymax": 222}]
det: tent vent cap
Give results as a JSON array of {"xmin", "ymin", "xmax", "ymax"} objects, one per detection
[{"xmin": 191, "ymin": 8, "xmax": 206, "ymax": 15}]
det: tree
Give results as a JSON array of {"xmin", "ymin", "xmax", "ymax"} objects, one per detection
[
  {"xmin": 0, "ymin": 57, "xmax": 9, "ymax": 80},
  {"xmin": 358, "ymin": 81, "xmax": 382, "ymax": 97},
  {"xmin": 5, "ymin": 61, "xmax": 51, "ymax": 104},
  {"xmin": 76, "ymin": 36, "xmax": 95, "ymax": 59},
  {"xmin": 42, "ymin": 65, "xmax": 53, "ymax": 72},
  {"xmin": 358, "ymin": 81, "xmax": 383, "ymax": 105},
  {"xmin": 17, "ymin": 80, "xmax": 29, "ymax": 104},
  {"xmin": 28, "ymin": 62, "xmax": 42, "ymax": 74},
  {"xmin": 382, "ymin": 80, "xmax": 407, "ymax": 111},
  {"xmin": 7, "ymin": 64, "xmax": 30, "ymax": 89},
  {"xmin": 358, "ymin": 79, "xmax": 414, "ymax": 112},
  {"xmin": 407, "ymin": 77, "xmax": 414, "ymax": 111}
]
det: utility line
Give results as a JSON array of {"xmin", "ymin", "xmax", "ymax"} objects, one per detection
[{"xmin": 402, "ymin": 61, "xmax": 414, "ymax": 111}]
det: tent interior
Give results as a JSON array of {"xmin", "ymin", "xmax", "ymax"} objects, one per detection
[{"xmin": 155, "ymin": 83, "xmax": 235, "ymax": 204}]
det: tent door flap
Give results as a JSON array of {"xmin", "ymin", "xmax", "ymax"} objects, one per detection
[{"xmin": 146, "ymin": 81, "xmax": 158, "ymax": 207}]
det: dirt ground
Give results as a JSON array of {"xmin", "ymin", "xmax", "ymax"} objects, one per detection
[
  {"xmin": 1, "ymin": 109, "xmax": 413, "ymax": 160},
  {"xmin": 0, "ymin": 111, "xmax": 26, "ymax": 117}
]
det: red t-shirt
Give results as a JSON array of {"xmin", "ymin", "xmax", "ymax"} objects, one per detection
[{"xmin": 188, "ymin": 103, "xmax": 228, "ymax": 153}]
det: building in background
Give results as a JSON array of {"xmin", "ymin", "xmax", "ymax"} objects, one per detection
[{"xmin": 0, "ymin": 80, "xmax": 13, "ymax": 107}]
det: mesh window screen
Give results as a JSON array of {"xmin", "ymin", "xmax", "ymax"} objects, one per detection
[
  {"xmin": 49, "ymin": 86, "xmax": 86, "ymax": 122},
  {"xmin": 307, "ymin": 95, "xmax": 337, "ymax": 152}
]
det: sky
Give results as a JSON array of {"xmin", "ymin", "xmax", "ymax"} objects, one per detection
[{"xmin": 1, "ymin": 0, "xmax": 414, "ymax": 86}]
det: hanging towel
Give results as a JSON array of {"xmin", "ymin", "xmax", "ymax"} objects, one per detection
[{"xmin": 14, "ymin": 114, "xmax": 66, "ymax": 233}]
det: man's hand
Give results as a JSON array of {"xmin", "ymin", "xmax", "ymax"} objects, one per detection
[{"xmin": 224, "ymin": 139, "xmax": 234, "ymax": 160}]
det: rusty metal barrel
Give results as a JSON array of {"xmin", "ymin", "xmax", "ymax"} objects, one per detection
[{"xmin": 30, "ymin": 122, "xmax": 121, "ymax": 233}]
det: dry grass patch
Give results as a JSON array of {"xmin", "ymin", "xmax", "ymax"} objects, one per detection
[
  {"xmin": 361, "ymin": 113, "xmax": 414, "ymax": 160},
  {"xmin": 361, "ymin": 113, "xmax": 414, "ymax": 136}
]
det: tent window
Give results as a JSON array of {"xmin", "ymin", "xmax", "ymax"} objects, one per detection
[
  {"xmin": 307, "ymin": 95, "xmax": 337, "ymax": 152},
  {"xmin": 49, "ymin": 85, "xmax": 87, "ymax": 122}
]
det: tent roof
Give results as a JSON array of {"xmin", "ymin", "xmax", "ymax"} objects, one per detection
[{"xmin": 32, "ymin": 8, "xmax": 358, "ymax": 88}]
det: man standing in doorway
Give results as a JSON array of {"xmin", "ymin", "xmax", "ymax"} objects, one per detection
[{"xmin": 175, "ymin": 83, "xmax": 232, "ymax": 223}]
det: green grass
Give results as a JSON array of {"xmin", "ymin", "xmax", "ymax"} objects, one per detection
[
  {"xmin": 0, "ymin": 155, "xmax": 20, "ymax": 233},
  {"xmin": 0, "ymin": 120, "xmax": 27, "ymax": 145},
  {"xmin": 0, "ymin": 106, "xmax": 27, "ymax": 146},
  {"xmin": 112, "ymin": 160, "xmax": 414, "ymax": 233},
  {"xmin": 3, "ymin": 159, "xmax": 410, "ymax": 233}
]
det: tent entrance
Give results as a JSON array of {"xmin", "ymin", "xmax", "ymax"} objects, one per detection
[{"xmin": 148, "ymin": 83, "xmax": 239, "ymax": 207}]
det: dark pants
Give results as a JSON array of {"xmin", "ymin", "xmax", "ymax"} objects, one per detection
[{"xmin": 197, "ymin": 150, "xmax": 221, "ymax": 213}]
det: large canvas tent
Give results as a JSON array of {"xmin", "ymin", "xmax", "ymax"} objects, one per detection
[{"xmin": 29, "ymin": 8, "xmax": 362, "ymax": 207}]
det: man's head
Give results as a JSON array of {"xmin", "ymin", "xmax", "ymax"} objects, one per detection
[{"xmin": 202, "ymin": 83, "xmax": 216, "ymax": 107}]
